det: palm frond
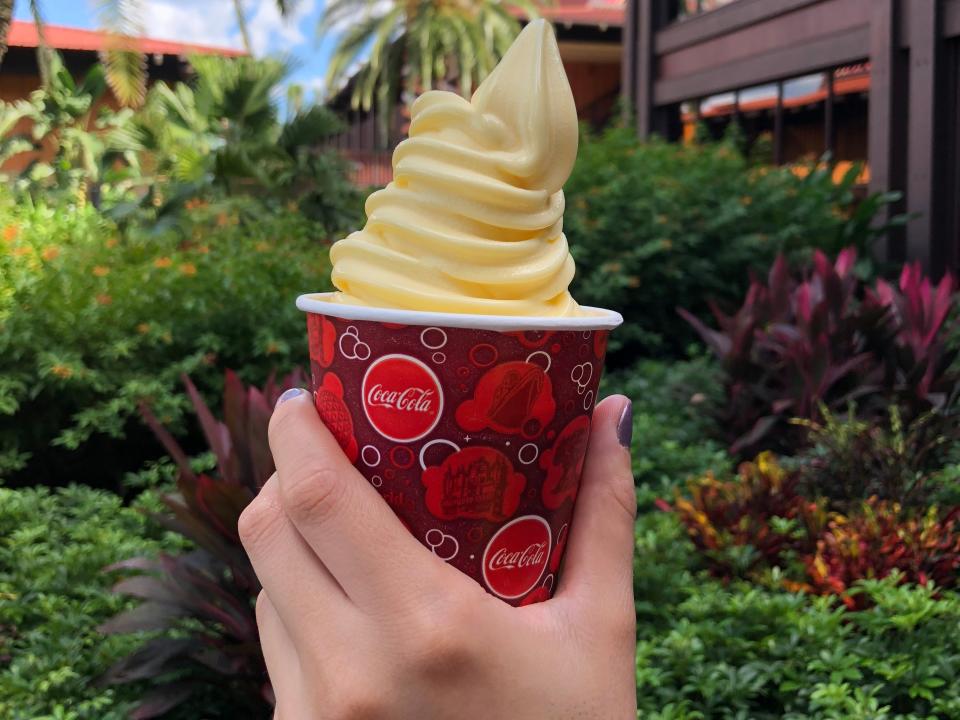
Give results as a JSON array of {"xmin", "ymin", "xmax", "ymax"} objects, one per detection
[{"xmin": 95, "ymin": 0, "xmax": 147, "ymax": 107}]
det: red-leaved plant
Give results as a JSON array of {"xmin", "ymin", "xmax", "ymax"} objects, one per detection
[
  {"xmin": 807, "ymin": 501, "xmax": 960, "ymax": 608},
  {"xmin": 99, "ymin": 369, "xmax": 305, "ymax": 719},
  {"xmin": 680, "ymin": 249, "xmax": 957, "ymax": 455},
  {"xmin": 664, "ymin": 455, "xmax": 960, "ymax": 607}
]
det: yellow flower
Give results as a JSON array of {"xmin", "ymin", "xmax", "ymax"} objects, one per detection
[
  {"xmin": 2, "ymin": 225, "xmax": 18, "ymax": 243},
  {"xmin": 136, "ymin": 322, "xmax": 151, "ymax": 334},
  {"xmin": 51, "ymin": 364, "xmax": 73, "ymax": 379},
  {"xmin": 741, "ymin": 196, "xmax": 753, "ymax": 206},
  {"xmin": 255, "ymin": 241, "xmax": 270, "ymax": 252},
  {"xmin": 216, "ymin": 212, "xmax": 229, "ymax": 227},
  {"xmin": 286, "ymin": 201, "xmax": 299, "ymax": 212},
  {"xmin": 179, "ymin": 263, "xmax": 197, "ymax": 277},
  {"xmin": 265, "ymin": 341, "xmax": 279, "ymax": 355},
  {"xmin": 92, "ymin": 265, "xmax": 110, "ymax": 277},
  {"xmin": 96, "ymin": 294, "xmax": 112, "ymax": 305},
  {"xmin": 154, "ymin": 257, "xmax": 173, "ymax": 269},
  {"xmin": 195, "ymin": 245, "xmax": 210, "ymax": 255},
  {"xmin": 42, "ymin": 247, "xmax": 61, "ymax": 261},
  {"xmin": 106, "ymin": 237, "xmax": 119, "ymax": 249},
  {"xmin": 12, "ymin": 246, "xmax": 32, "ymax": 257}
]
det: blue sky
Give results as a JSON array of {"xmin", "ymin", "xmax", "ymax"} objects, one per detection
[{"xmin": 14, "ymin": 0, "xmax": 340, "ymax": 103}]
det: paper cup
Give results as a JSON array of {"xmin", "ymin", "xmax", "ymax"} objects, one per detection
[{"xmin": 296, "ymin": 293, "xmax": 623, "ymax": 606}]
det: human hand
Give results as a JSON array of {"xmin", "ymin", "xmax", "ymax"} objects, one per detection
[{"xmin": 239, "ymin": 389, "xmax": 637, "ymax": 720}]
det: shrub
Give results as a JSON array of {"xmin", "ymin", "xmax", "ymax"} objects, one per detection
[
  {"xmin": 667, "ymin": 455, "xmax": 960, "ymax": 603},
  {"xmin": 635, "ymin": 555, "xmax": 960, "ymax": 719},
  {"xmin": 0, "ymin": 485, "xmax": 182, "ymax": 720},
  {"xmin": 0, "ymin": 195, "xmax": 331, "ymax": 486},
  {"xmin": 602, "ymin": 355, "xmax": 730, "ymax": 502},
  {"xmin": 807, "ymin": 501, "xmax": 960, "ymax": 606},
  {"xmin": 793, "ymin": 404, "xmax": 960, "ymax": 508},
  {"xmin": 667, "ymin": 453, "xmax": 824, "ymax": 582},
  {"xmin": 681, "ymin": 248, "xmax": 958, "ymax": 456},
  {"xmin": 566, "ymin": 127, "xmax": 899, "ymax": 361},
  {"xmin": 101, "ymin": 370, "xmax": 303, "ymax": 719}
]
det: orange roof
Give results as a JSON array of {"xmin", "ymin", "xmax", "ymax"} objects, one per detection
[
  {"xmin": 7, "ymin": 20, "xmax": 245, "ymax": 57},
  {"xmin": 538, "ymin": 3, "xmax": 625, "ymax": 27}
]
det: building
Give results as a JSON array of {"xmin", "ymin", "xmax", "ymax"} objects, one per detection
[
  {"xmin": 622, "ymin": 0, "xmax": 960, "ymax": 276},
  {"xmin": 326, "ymin": 1, "xmax": 626, "ymax": 186},
  {"xmin": 1, "ymin": 21, "xmax": 244, "ymax": 174}
]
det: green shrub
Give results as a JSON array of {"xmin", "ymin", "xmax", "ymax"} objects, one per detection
[
  {"xmin": 603, "ymin": 355, "xmax": 730, "ymax": 503},
  {"xmin": 0, "ymin": 485, "xmax": 182, "ymax": 720},
  {"xmin": 566, "ymin": 127, "xmax": 898, "ymax": 361},
  {"xmin": 634, "ymin": 514, "xmax": 960, "ymax": 719},
  {"xmin": 0, "ymin": 194, "xmax": 331, "ymax": 486}
]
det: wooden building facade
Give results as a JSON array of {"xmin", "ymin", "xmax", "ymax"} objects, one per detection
[{"xmin": 622, "ymin": 0, "xmax": 960, "ymax": 276}]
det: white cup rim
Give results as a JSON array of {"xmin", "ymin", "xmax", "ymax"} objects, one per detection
[{"xmin": 296, "ymin": 293, "xmax": 623, "ymax": 331}]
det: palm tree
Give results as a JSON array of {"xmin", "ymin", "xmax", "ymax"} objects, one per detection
[
  {"xmin": 320, "ymin": 0, "xmax": 537, "ymax": 132},
  {"xmin": 0, "ymin": 0, "xmax": 299, "ymax": 106},
  {"xmin": 0, "ymin": 0, "xmax": 46, "ymax": 69}
]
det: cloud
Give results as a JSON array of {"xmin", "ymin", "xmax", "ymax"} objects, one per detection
[
  {"xmin": 247, "ymin": 0, "xmax": 318, "ymax": 56},
  {"xmin": 137, "ymin": 0, "xmax": 317, "ymax": 56},
  {"xmin": 140, "ymin": 0, "xmax": 242, "ymax": 49}
]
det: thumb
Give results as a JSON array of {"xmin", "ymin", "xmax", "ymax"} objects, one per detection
[{"xmin": 555, "ymin": 395, "xmax": 635, "ymax": 605}]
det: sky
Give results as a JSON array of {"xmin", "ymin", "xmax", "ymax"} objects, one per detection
[{"xmin": 14, "ymin": 0, "xmax": 340, "ymax": 103}]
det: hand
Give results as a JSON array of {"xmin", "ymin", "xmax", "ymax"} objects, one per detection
[{"xmin": 239, "ymin": 389, "xmax": 637, "ymax": 720}]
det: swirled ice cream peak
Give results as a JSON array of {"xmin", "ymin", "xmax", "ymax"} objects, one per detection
[{"xmin": 328, "ymin": 19, "xmax": 583, "ymax": 317}]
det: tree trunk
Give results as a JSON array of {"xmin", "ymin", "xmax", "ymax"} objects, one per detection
[
  {"xmin": 0, "ymin": 0, "xmax": 13, "ymax": 66},
  {"xmin": 233, "ymin": 0, "xmax": 254, "ymax": 55}
]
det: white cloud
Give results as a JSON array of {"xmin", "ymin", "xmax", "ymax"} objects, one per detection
[
  {"xmin": 138, "ymin": 0, "xmax": 242, "ymax": 49},
  {"xmin": 131, "ymin": 0, "xmax": 318, "ymax": 56},
  {"xmin": 247, "ymin": 0, "xmax": 318, "ymax": 56}
]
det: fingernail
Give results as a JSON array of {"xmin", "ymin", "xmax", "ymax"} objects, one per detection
[
  {"xmin": 276, "ymin": 387, "xmax": 307, "ymax": 408},
  {"xmin": 617, "ymin": 400, "xmax": 633, "ymax": 449}
]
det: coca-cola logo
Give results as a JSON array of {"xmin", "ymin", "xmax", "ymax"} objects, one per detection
[
  {"xmin": 482, "ymin": 515, "xmax": 551, "ymax": 600},
  {"xmin": 362, "ymin": 354, "xmax": 443, "ymax": 442}
]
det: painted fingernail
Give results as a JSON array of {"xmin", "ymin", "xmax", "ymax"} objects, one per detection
[
  {"xmin": 617, "ymin": 400, "xmax": 633, "ymax": 449},
  {"xmin": 276, "ymin": 387, "xmax": 307, "ymax": 407}
]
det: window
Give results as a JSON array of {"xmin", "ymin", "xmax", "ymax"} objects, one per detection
[
  {"xmin": 677, "ymin": 0, "xmax": 742, "ymax": 19},
  {"xmin": 678, "ymin": 63, "xmax": 871, "ymax": 181}
]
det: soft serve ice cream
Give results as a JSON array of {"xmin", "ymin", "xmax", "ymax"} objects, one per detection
[{"xmin": 328, "ymin": 19, "xmax": 583, "ymax": 317}]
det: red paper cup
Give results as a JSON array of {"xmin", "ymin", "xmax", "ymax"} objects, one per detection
[{"xmin": 296, "ymin": 293, "xmax": 623, "ymax": 606}]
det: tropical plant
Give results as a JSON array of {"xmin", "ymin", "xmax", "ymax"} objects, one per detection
[
  {"xmin": 680, "ymin": 248, "xmax": 958, "ymax": 455},
  {"xmin": 115, "ymin": 54, "xmax": 360, "ymax": 229},
  {"xmin": 320, "ymin": 0, "xmax": 536, "ymax": 137},
  {"xmin": 0, "ymin": 192, "xmax": 334, "ymax": 485},
  {"xmin": 665, "ymin": 453, "xmax": 825, "ymax": 582},
  {"xmin": 0, "ymin": 0, "xmax": 46, "ymax": 70},
  {"xmin": 567, "ymin": 127, "xmax": 901, "ymax": 361},
  {"xmin": 0, "ymin": 484, "xmax": 184, "ymax": 720},
  {"xmin": 807, "ymin": 501, "xmax": 960, "ymax": 606},
  {"xmin": 793, "ymin": 404, "xmax": 960, "ymax": 508},
  {"xmin": 100, "ymin": 369, "xmax": 305, "ymax": 719},
  {"xmin": 0, "ymin": 52, "xmax": 139, "ymax": 203}
]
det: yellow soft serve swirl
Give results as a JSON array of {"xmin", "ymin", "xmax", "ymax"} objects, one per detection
[{"xmin": 328, "ymin": 20, "xmax": 583, "ymax": 317}]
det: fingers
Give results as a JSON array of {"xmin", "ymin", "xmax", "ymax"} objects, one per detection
[
  {"xmin": 255, "ymin": 591, "xmax": 300, "ymax": 717},
  {"xmin": 267, "ymin": 389, "xmax": 439, "ymax": 607},
  {"xmin": 556, "ymin": 395, "xmax": 636, "ymax": 606},
  {"xmin": 239, "ymin": 474, "xmax": 350, "ymax": 634}
]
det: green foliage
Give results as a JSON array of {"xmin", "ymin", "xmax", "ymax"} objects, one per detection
[
  {"xmin": 0, "ymin": 485, "xmax": 182, "ymax": 720},
  {"xmin": 793, "ymin": 404, "xmax": 960, "ymax": 508},
  {"xmin": 0, "ymin": 193, "xmax": 332, "ymax": 485},
  {"xmin": 566, "ymin": 127, "xmax": 899, "ymax": 360},
  {"xmin": 603, "ymin": 355, "xmax": 729, "ymax": 503},
  {"xmin": 321, "ymin": 0, "xmax": 535, "ymax": 139},
  {"xmin": 634, "ymin": 517, "xmax": 960, "ymax": 719},
  {"xmin": 101, "ymin": 371, "xmax": 303, "ymax": 719},
  {"xmin": 0, "ymin": 53, "xmax": 140, "ymax": 204}
]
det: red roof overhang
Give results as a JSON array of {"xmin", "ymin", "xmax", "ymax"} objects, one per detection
[{"xmin": 6, "ymin": 20, "xmax": 246, "ymax": 57}]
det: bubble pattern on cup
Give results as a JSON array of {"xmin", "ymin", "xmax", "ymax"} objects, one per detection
[{"xmin": 306, "ymin": 314, "xmax": 610, "ymax": 607}]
